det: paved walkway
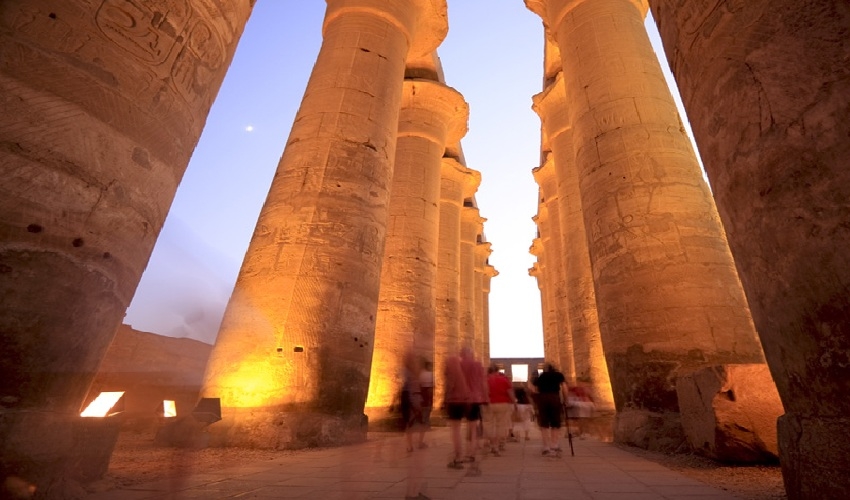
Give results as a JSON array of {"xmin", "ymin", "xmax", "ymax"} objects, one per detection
[{"xmin": 87, "ymin": 427, "xmax": 739, "ymax": 500}]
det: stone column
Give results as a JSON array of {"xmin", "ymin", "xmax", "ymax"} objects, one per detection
[
  {"xmin": 481, "ymin": 264, "xmax": 498, "ymax": 364},
  {"xmin": 533, "ymin": 74, "xmax": 614, "ymax": 409},
  {"xmin": 365, "ymin": 78, "xmax": 467, "ymax": 423},
  {"xmin": 532, "ymin": 155, "xmax": 575, "ymax": 382},
  {"xmin": 200, "ymin": 0, "xmax": 448, "ymax": 448},
  {"xmin": 459, "ymin": 205, "xmax": 481, "ymax": 349},
  {"xmin": 434, "ymin": 159, "xmax": 480, "ymax": 405},
  {"xmin": 473, "ymin": 240, "xmax": 492, "ymax": 360},
  {"xmin": 0, "ymin": 0, "xmax": 253, "ymax": 491},
  {"xmin": 649, "ymin": 2, "xmax": 850, "ymax": 495},
  {"xmin": 529, "ymin": 235, "xmax": 559, "ymax": 362},
  {"xmin": 526, "ymin": 0, "xmax": 765, "ymax": 438}
]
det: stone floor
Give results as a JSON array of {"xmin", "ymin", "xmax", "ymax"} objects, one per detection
[{"xmin": 87, "ymin": 427, "xmax": 740, "ymax": 499}]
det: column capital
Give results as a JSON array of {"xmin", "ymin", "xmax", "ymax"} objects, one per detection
[
  {"xmin": 532, "ymin": 73, "xmax": 569, "ymax": 142},
  {"xmin": 529, "ymin": 262, "xmax": 543, "ymax": 281},
  {"xmin": 474, "ymin": 241, "xmax": 493, "ymax": 261},
  {"xmin": 529, "ymin": 237, "xmax": 544, "ymax": 257},
  {"xmin": 399, "ymin": 79, "xmax": 469, "ymax": 144},
  {"xmin": 325, "ymin": 0, "xmax": 448, "ymax": 59},
  {"xmin": 525, "ymin": 0, "xmax": 648, "ymax": 32}
]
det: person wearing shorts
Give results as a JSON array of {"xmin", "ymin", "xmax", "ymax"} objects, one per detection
[
  {"xmin": 443, "ymin": 353, "xmax": 469, "ymax": 469},
  {"xmin": 532, "ymin": 362, "xmax": 567, "ymax": 456}
]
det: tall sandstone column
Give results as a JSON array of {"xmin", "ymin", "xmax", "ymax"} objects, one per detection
[
  {"xmin": 649, "ymin": 2, "xmax": 850, "ymax": 496},
  {"xmin": 434, "ymin": 159, "xmax": 479, "ymax": 404},
  {"xmin": 365, "ymin": 78, "xmax": 467, "ymax": 422},
  {"xmin": 526, "ymin": 0, "xmax": 765, "ymax": 441},
  {"xmin": 529, "ymin": 235, "xmax": 559, "ymax": 362},
  {"xmin": 473, "ymin": 240, "xmax": 491, "ymax": 361},
  {"xmin": 481, "ymin": 263, "xmax": 498, "ymax": 364},
  {"xmin": 533, "ymin": 74, "xmax": 614, "ymax": 410},
  {"xmin": 533, "ymin": 156, "xmax": 575, "ymax": 381},
  {"xmin": 200, "ymin": 0, "xmax": 448, "ymax": 448},
  {"xmin": 0, "ymin": 0, "xmax": 252, "ymax": 491},
  {"xmin": 458, "ymin": 205, "xmax": 481, "ymax": 349}
]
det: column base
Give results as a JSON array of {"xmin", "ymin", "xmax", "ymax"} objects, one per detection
[
  {"xmin": 613, "ymin": 408, "xmax": 687, "ymax": 453},
  {"xmin": 202, "ymin": 407, "xmax": 367, "ymax": 450},
  {"xmin": 0, "ymin": 410, "xmax": 121, "ymax": 498},
  {"xmin": 778, "ymin": 413, "xmax": 850, "ymax": 499}
]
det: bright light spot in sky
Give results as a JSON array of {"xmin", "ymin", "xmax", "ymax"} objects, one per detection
[{"xmin": 245, "ymin": 125, "xmax": 254, "ymax": 132}]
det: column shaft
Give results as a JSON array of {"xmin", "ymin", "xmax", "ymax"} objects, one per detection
[
  {"xmin": 533, "ymin": 74, "xmax": 615, "ymax": 409},
  {"xmin": 534, "ymin": 0, "xmax": 764, "ymax": 414},
  {"xmin": 366, "ymin": 78, "xmax": 467, "ymax": 421},
  {"xmin": 650, "ymin": 2, "xmax": 850, "ymax": 496},
  {"xmin": 0, "ymin": 0, "xmax": 252, "ymax": 489},
  {"xmin": 200, "ymin": 0, "xmax": 447, "ymax": 448},
  {"xmin": 459, "ymin": 206, "xmax": 481, "ymax": 349},
  {"xmin": 434, "ymin": 159, "xmax": 479, "ymax": 406}
]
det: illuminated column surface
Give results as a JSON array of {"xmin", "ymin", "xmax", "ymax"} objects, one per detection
[
  {"xmin": 473, "ymin": 240, "xmax": 492, "ymax": 362},
  {"xmin": 649, "ymin": 2, "xmax": 850, "ymax": 496},
  {"xmin": 0, "ymin": 0, "xmax": 253, "ymax": 490},
  {"xmin": 201, "ymin": 0, "xmax": 448, "ymax": 448},
  {"xmin": 481, "ymin": 263, "xmax": 498, "ymax": 365},
  {"xmin": 433, "ymin": 159, "xmax": 480, "ymax": 405},
  {"xmin": 365, "ymin": 78, "xmax": 468, "ymax": 422},
  {"xmin": 526, "ymin": 0, "xmax": 764, "ymax": 421},
  {"xmin": 532, "ymin": 155, "xmax": 575, "ymax": 382},
  {"xmin": 533, "ymin": 74, "xmax": 614, "ymax": 410},
  {"xmin": 529, "ymin": 235, "xmax": 559, "ymax": 363},
  {"xmin": 459, "ymin": 205, "xmax": 482, "ymax": 350}
]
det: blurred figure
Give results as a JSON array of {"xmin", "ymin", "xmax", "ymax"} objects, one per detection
[
  {"xmin": 566, "ymin": 382, "xmax": 595, "ymax": 438},
  {"xmin": 511, "ymin": 386, "xmax": 534, "ymax": 441},
  {"xmin": 459, "ymin": 346, "xmax": 487, "ymax": 474},
  {"xmin": 401, "ymin": 350, "xmax": 429, "ymax": 500},
  {"xmin": 484, "ymin": 365, "xmax": 515, "ymax": 455},
  {"xmin": 532, "ymin": 362, "xmax": 567, "ymax": 456},
  {"xmin": 417, "ymin": 358, "xmax": 434, "ymax": 449},
  {"xmin": 443, "ymin": 351, "xmax": 469, "ymax": 469}
]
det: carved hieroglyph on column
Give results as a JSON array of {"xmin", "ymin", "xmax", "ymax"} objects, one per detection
[
  {"xmin": 532, "ymin": 155, "xmax": 575, "ymax": 382},
  {"xmin": 365, "ymin": 78, "xmax": 468, "ymax": 421},
  {"xmin": 650, "ymin": 1, "xmax": 850, "ymax": 495},
  {"xmin": 473, "ymin": 240, "xmax": 492, "ymax": 363},
  {"xmin": 0, "ymin": 0, "xmax": 252, "ymax": 490},
  {"xmin": 459, "ymin": 205, "xmax": 482, "ymax": 351},
  {"xmin": 533, "ymin": 74, "xmax": 615, "ymax": 410},
  {"xmin": 434, "ymin": 159, "xmax": 480, "ymax": 404},
  {"xmin": 200, "ymin": 0, "xmax": 448, "ymax": 449},
  {"xmin": 526, "ymin": 0, "xmax": 764, "ymax": 425}
]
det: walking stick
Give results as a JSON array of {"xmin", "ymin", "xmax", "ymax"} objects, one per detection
[{"xmin": 563, "ymin": 401, "xmax": 575, "ymax": 457}]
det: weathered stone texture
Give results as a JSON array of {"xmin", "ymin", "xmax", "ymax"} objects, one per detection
[
  {"xmin": 650, "ymin": 1, "xmax": 850, "ymax": 496},
  {"xmin": 366, "ymin": 78, "xmax": 468, "ymax": 420},
  {"xmin": 0, "ymin": 0, "xmax": 252, "ymax": 493},
  {"xmin": 677, "ymin": 364, "xmax": 784, "ymax": 463},
  {"xmin": 200, "ymin": 0, "xmax": 449, "ymax": 448}
]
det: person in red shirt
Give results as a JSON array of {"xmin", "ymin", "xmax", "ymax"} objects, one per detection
[{"xmin": 484, "ymin": 365, "xmax": 516, "ymax": 456}]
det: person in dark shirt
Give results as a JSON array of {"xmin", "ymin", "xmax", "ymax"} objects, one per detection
[{"xmin": 531, "ymin": 362, "xmax": 567, "ymax": 456}]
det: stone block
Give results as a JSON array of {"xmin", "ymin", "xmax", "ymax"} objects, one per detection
[
  {"xmin": 614, "ymin": 408, "xmax": 687, "ymax": 453},
  {"xmin": 676, "ymin": 364, "xmax": 783, "ymax": 463}
]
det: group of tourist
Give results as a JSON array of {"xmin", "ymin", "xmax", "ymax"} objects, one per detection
[{"xmin": 399, "ymin": 348, "xmax": 595, "ymax": 500}]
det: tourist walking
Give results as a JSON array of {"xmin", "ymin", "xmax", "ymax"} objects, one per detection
[
  {"xmin": 443, "ymin": 351, "xmax": 469, "ymax": 470},
  {"xmin": 531, "ymin": 362, "xmax": 568, "ymax": 456},
  {"xmin": 459, "ymin": 346, "xmax": 487, "ymax": 472},
  {"xmin": 484, "ymin": 365, "xmax": 515, "ymax": 455}
]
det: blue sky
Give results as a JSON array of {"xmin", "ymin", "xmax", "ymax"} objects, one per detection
[{"xmin": 125, "ymin": 1, "xmax": 694, "ymax": 359}]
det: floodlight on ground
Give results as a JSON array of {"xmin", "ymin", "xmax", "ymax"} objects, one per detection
[
  {"xmin": 80, "ymin": 391, "xmax": 125, "ymax": 417},
  {"xmin": 192, "ymin": 398, "xmax": 221, "ymax": 424}
]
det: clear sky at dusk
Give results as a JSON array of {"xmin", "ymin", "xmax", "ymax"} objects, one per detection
[{"xmin": 125, "ymin": 1, "xmax": 696, "ymax": 359}]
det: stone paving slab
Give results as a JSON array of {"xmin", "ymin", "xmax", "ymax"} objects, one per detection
[{"xmin": 87, "ymin": 427, "xmax": 740, "ymax": 499}]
